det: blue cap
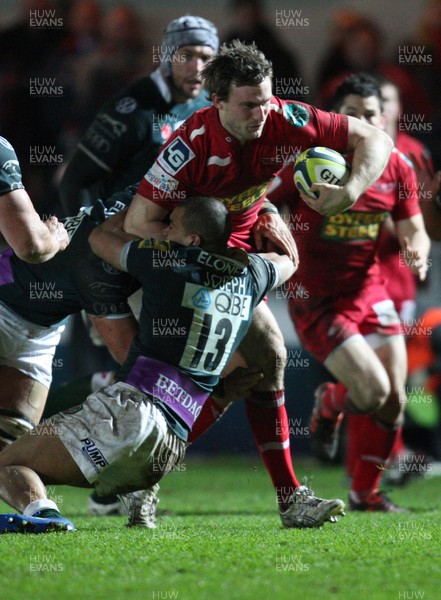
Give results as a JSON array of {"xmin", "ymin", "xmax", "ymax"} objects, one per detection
[{"xmin": 161, "ymin": 16, "xmax": 219, "ymax": 76}]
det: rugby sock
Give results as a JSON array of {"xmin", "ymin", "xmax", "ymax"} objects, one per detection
[
  {"xmin": 388, "ymin": 426, "xmax": 405, "ymax": 464},
  {"xmin": 351, "ymin": 415, "xmax": 397, "ymax": 493},
  {"xmin": 245, "ymin": 390, "xmax": 300, "ymax": 510},
  {"xmin": 345, "ymin": 414, "xmax": 368, "ymax": 479},
  {"xmin": 90, "ymin": 491, "xmax": 119, "ymax": 504},
  {"xmin": 188, "ymin": 397, "xmax": 227, "ymax": 443},
  {"xmin": 319, "ymin": 382, "xmax": 349, "ymax": 418},
  {"xmin": 23, "ymin": 498, "xmax": 61, "ymax": 518}
]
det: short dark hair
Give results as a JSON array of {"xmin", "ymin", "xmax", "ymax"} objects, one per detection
[
  {"xmin": 201, "ymin": 40, "xmax": 273, "ymax": 100},
  {"xmin": 332, "ymin": 72, "xmax": 383, "ymax": 113},
  {"xmin": 179, "ymin": 197, "xmax": 231, "ymax": 251}
]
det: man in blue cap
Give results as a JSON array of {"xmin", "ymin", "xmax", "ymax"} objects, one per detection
[{"xmin": 59, "ymin": 16, "xmax": 219, "ymax": 215}]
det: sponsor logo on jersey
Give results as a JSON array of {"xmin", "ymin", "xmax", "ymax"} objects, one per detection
[
  {"xmin": 219, "ymin": 181, "xmax": 270, "ymax": 213},
  {"xmin": 137, "ymin": 239, "xmax": 170, "ymax": 251},
  {"xmin": 283, "ymin": 103, "xmax": 310, "ymax": 127},
  {"xmin": 80, "ymin": 437, "xmax": 109, "ymax": 472},
  {"xmin": 321, "ymin": 210, "xmax": 388, "ymax": 241},
  {"xmin": 2, "ymin": 160, "xmax": 23, "ymax": 189},
  {"xmin": 192, "ymin": 288, "xmax": 211, "ymax": 309},
  {"xmin": 96, "ymin": 113, "xmax": 128, "ymax": 137},
  {"xmin": 146, "ymin": 163, "xmax": 179, "ymax": 192},
  {"xmin": 115, "ymin": 96, "xmax": 138, "ymax": 114},
  {"xmin": 63, "ymin": 213, "xmax": 85, "ymax": 240},
  {"xmin": 158, "ymin": 137, "xmax": 195, "ymax": 174},
  {"xmin": 83, "ymin": 129, "xmax": 111, "ymax": 154}
]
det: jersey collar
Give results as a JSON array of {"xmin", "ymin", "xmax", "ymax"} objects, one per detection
[{"xmin": 150, "ymin": 68, "xmax": 172, "ymax": 104}]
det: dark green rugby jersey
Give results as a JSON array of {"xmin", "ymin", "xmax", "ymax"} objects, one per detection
[
  {"xmin": 0, "ymin": 193, "xmax": 139, "ymax": 326},
  {"xmin": 116, "ymin": 241, "xmax": 279, "ymax": 393},
  {"xmin": 0, "ymin": 136, "xmax": 25, "ymax": 196},
  {"xmin": 67, "ymin": 70, "xmax": 211, "ymax": 204}
]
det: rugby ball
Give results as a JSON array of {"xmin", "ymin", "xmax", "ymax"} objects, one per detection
[{"xmin": 293, "ymin": 147, "xmax": 351, "ymax": 199}]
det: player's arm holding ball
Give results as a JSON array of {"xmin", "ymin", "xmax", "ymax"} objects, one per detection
[
  {"xmin": 252, "ymin": 199, "xmax": 299, "ymax": 264},
  {"xmin": 302, "ymin": 117, "xmax": 393, "ymax": 216}
]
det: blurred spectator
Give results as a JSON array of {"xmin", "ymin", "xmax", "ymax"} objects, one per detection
[
  {"xmin": 400, "ymin": 0, "xmax": 441, "ymax": 118},
  {"xmin": 223, "ymin": 0, "xmax": 304, "ymax": 100},
  {"xmin": 317, "ymin": 13, "xmax": 433, "ymax": 119},
  {"xmin": 316, "ymin": 10, "xmax": 370, "ymax": 89},
  {"xmin": 47, "ymin": 0, "xmax": 103, "ymax": 157},
  {"xmin": 72, "ymin": 4, "xmax": 151, "ymax": 130},
  {"xmin": 0, "ymin": 0, "xmax": 70, "ymax": 215},
  {"xmin": 405, "ymin": 307, "xmax": 441, "ymax": 461}
]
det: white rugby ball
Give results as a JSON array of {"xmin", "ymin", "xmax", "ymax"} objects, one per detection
[{"xmin": 293, "ymin": 147, "xmax": 351, "ymax": 199}]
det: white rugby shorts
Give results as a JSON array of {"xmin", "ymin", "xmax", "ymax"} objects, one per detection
[
  {"xmin": 0, "ymin": 302, "xmax": 64, "ymax": 388},
  {"xmin": 49, "ymin": 382, "xmax": 186, "ymax": 496}
]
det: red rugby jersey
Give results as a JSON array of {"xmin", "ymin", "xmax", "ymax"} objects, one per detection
[
  {"xmin": 267, "ymin": 148, "xmax": 421, "ymax": 296},
  {"xmin": 137, "ymin": 98, "xmax": 348, "ymax": 250},
  {"xmin": 377, "ymin": 134, "xmax": 432, "ymax": 312}
]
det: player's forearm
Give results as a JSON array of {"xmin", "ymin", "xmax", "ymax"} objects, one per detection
[
  {"xmin": 257, "ymin": 252, "xmax": 296, "ymax": 284},
  {"xmin": 123, "ymin": 193, "xmax": 169, "ymax": 238},
  {"xmin": 6, "ymin": 215, "xmax": 67, "ymax": 263},
  {"xmin": 345, "ymin": 124, "xmax": 393, "ymax": 204},
  {"xmin": 400, "ymin": 229, "xmax": 431, "ymax": 263},
  {"xmin": 89, "ymin": 225, "xmax": 131, "ymax": 270}
]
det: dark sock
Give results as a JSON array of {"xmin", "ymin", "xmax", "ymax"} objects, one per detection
[
  {"xmin": 90, "ymin": 491, "xmax": 119, "ymax": 504},
  {"xmin": 36, "ymin": 508, "xmax": 62, "ymax": 519}
]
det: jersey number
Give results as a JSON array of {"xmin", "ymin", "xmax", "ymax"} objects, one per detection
[{"xmin": 189, "ymin": 314, "xmax": 233, "ymax": 372}]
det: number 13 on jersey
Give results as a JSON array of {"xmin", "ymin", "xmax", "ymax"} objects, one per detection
[{"xmin": 179, "ymin": 282, "xmax": 252, "ymax": 376}]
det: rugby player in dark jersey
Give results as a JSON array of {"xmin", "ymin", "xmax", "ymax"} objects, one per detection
[
  {"xmin": 0, "ymin": 189, "xmax": 139, "ymax": 456},
  {"xmin": 0, "ymin": 197, "xmax": 342, "ymax": 534},
  {"xmin": 0, "ymin": 136, "xmax": 68, "ymax": 262},
  {"xmin": 59, "ymin": 16, "xmax": 219, "ymax": 215}
]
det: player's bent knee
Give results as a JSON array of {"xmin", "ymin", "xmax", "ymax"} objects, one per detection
[
  {"xmin": 0, "ymin": 409, "xmax": 35, "ymax": 449},
  {"xmin": 351, "ymin": 379, "xmax": 390, "ymax": 414}
]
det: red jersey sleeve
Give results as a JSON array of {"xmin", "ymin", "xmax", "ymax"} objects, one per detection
[
  {"xmin": 390, "ymin": 149, "xmax": 421, "ymax": 222},
  {"xmin": 274, "ymin": 99, "xmax": 349, "ymax": 154},
  {"xmin": 137, "ymin": 128, "xmax": 196, "ymax": 211}
]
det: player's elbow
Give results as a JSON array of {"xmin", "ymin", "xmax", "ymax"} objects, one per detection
[{"xmin": 13, "ymin": 236, "xmax": 56, "ymax": 264}]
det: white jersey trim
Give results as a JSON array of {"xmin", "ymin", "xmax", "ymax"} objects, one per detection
[
  {"xmin": 207, "ymin": 156, "xmax": 231, "ymax": 167},
  {"xmin": 78, "ymin": 143, "xmax": 112, "ymax": 173}
]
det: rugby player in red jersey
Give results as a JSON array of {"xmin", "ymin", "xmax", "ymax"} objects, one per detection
[
  {"xmin": 348, "ymin": 78, "xmax": 436, "ymax": 479},
  {"xmin": 268, "ymin": 73, "xmax": 430, "ymax": 511},
  {"xmin": 123, "ymin": 42, "xmax": 393, "ymax": 526}
]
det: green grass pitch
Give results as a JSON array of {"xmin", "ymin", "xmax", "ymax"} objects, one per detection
[{"xmin": 0, "ymin": 456, "xmax": 439, "ymax": 600}]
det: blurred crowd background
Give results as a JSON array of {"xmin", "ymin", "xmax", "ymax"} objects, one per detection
[{"xmin": 0, "ymin": 0, "xmax": 440, "ymax": 455}]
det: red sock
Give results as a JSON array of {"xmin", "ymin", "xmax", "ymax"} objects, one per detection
[
  {"xmin": 245, "ymin": 390, "xmax": 300, "ymax": 510},
  {"xmin": 388, "ymin": 426, "xmax": 405, "ymax": 464},
  {"xmin": 345, "ymin": 414, "xmax": 369, "ymax": 479},
  {"xmin": 351, "ymin": 415, "xmax": 398, "ymax": 493},
  {"xmin": 188, "ymin": 397, "xmax": 225, "ymax": 444},
  {"xmin": 321, "ymin": 382, "xmax": 349, "ymax": 418}
]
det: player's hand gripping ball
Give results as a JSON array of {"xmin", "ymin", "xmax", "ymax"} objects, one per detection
[{"xmin": 293, "ymin": 147, "xmax": 351, "ymax": 199}]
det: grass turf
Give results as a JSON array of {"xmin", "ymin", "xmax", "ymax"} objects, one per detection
[{"xmin": 0, "ymin": 456, "xmax": 439, "ymax": 600}]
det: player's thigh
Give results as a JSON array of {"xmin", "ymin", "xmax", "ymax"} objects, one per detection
[
  {"xmin": 0, "ymin": 366, "xmax": 48, "ymax": 423},
  {"xmin": 324, "ymin": 335, "xmax": 391, "ymax": 412},
  {"xmin": 0, "ymin": 425, "xmax": 90, "ymax": 487},
  {"xmin": 237, "ymin": 301, "xmax": 286, "ymax": 388},
  {"xmin": 239, "ymin": 301, "xmax": 285, "ymax": 361}
]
